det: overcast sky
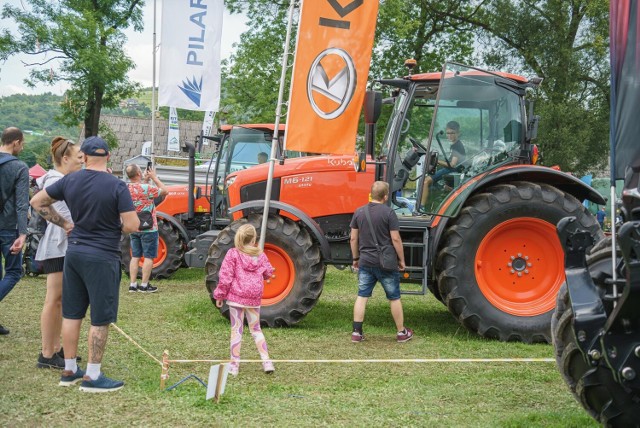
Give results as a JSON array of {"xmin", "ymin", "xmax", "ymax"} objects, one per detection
[{"xmin": 0, "ymin": 1, "xmax": 247, "ymax": 97}]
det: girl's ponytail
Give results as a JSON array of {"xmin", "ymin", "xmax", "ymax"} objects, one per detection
[{"xmin": 234, "ymin": 224, "xmax": 261, "ymax": 256}]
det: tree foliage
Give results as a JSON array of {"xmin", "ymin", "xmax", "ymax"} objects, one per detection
[
  {"xmin": 222, "ymin": 0, "xmax": 610, "ymax": 174},
  {"xmin": 0, "ymin": 0, "xmax": 145, "ymax": 138},
  {"xmin": 0, "ymin": 93, "xmax": 78, "ymax": 167},
  {"xmin": 446, "ymin": 0, "xmax": 610, "ymax": 173}
]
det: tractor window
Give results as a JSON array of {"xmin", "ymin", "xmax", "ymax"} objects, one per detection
[{"xmin": 389, "ymin": 63, "xmax": 525, "ymax": 217}]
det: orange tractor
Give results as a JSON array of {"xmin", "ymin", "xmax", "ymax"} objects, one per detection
[
  {"xmin": 199, "ymin": 63, "xmax": 604, "ymax": 342},
  {"xmin": 121, "ymin": 124, "xmax": 296, "ymax": 279}
]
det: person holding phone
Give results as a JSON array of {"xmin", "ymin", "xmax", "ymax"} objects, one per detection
[{"xmin": 124, "ymin": 163, "xmax": 167, "ymax": 293}]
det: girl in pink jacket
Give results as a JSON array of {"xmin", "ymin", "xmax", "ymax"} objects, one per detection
[{"xmin": 213, "ymin": 224, "xmax": 274, "ymax": 376}]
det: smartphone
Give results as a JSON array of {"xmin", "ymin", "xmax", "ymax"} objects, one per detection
[{"xmin": 146, "ymin": 161, "xmax": 153, "ymax": 172}]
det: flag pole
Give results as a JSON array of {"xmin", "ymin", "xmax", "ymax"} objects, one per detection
[
  {"xmin": 150, "ymin": 0, "xmax": 158, "ymax": 166},
  {"xmin": 258, "ymin": 0, "xmax": 297, "ymax": 250}
]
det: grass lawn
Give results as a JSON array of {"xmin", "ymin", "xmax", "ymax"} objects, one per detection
[{"xmin": 0, "ymin": 266, "xmax": 596, "ymax": 427}]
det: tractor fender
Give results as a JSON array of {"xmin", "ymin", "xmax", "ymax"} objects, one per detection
[
  {"xmin": 428, "ymin": 166, "xmax": 607, "ymax": 266},
  {"xmin": 229, "ymin": 201, "xmax": 331, "ymax": 260},
  {"xmin": 156, "ymin": 211, "xmax": 190, "ymax": 244}
]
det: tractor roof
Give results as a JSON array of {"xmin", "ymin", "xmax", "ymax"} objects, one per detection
[
  {"xmin": 219, "ymin": 124, "xmax": 286, "ymax": 132},
  {"xmin": 409, "ymin": 71, "xmax": 529, "ymax": 84}
]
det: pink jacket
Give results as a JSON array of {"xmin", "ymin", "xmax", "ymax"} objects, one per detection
[{"xmin": 213, "ymin": 248, "xmax": 274, "ymax": 307}]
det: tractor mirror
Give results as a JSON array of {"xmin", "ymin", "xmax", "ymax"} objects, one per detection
[{"xmin": 364, "ymin": 90, "xmax": 382, "ymax": 125}]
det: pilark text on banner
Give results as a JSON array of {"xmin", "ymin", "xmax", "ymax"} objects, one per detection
[
  {"xmin": 159, "ymin": 0, "xmax": 223, "ymax": 111},
  {"xmin": 284, "ymin": 0, "xmax": 379, "ymax": 155},
  {"xmin": 168, "ymin": 107, "xmax": 180, "ymax": 152}
]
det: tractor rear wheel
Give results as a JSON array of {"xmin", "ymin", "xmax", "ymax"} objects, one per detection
[
  {"xmin": 205, "ymin": 213, "xmax": 325, "ymax": 327},
  {"xmin": 121, "ymin": 219, "xmax": 185, "ymax": 280},
  {"xmin": 436, "ymin": 181, "xmax": 603, "ymax": 343},
  {"xmin": 552, "ymin": 238, "xmax": 640, "ymax": 426}
]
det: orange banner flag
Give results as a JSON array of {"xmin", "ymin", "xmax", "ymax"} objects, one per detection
[{"xmin": 284, "ymin": 0, "xmax": 379, "ymax": 155}]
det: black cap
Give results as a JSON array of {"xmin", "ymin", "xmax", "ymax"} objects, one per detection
[{"xmin": 81, "ymin": 136, "xmax": 109, "ymax": 157}]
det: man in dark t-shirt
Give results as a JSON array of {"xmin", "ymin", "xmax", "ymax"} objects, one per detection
[
  {"xmin": 420, "ymin": 120, "xmax": 466, "ymax": 206},
  {"xmin": 30, "ymin": 136, "xmax": 139, "ymax": 392},
  {"xmin": 349, "ymin": 181, "xmax": 414, "ymax": 343}
]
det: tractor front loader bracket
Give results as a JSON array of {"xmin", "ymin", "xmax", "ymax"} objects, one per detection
[
  {"xmin": 600, "ymin": 221, "xmax": 640, "ymax": 389},
  {"xmin": 557, "ymin": 217, "xmax": 607, "ymax": 361}
]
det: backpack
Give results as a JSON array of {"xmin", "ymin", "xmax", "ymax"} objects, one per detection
[
  {"xmin": 23, "ymin": 176, "xmax": 49, "ymax": 276},
  {"xmin": 0, "ymin": 155, "xmax": 17, "ymax": 213}
]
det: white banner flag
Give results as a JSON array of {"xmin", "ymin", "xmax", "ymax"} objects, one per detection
[
  {"xmin": 201, "ymin": 110, "xmax": 216, "ymax": 145},
  {"xmin": 159, "ymin": 0, "xmax": 223, "ymax": 111},
  {"xmin": 168, "ymin": 107, "xmax": 180, "ymax": 151}
]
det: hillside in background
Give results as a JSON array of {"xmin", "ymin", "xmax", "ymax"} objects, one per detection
[{"xmin": 0, "ymin": 91, "xmax": 159, "ymax": 167}]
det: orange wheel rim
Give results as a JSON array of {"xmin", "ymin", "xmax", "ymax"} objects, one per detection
[
  {"xmin": 133, "ymin": 235, "xmax": 168, "ymax": 269},
  {"xmin": 475, "ymin": 217, "xmax": 564, "ymax": 316},
  {"xmin": 261, "ymin": 244, "xmax": 295, "ymax": 306}
]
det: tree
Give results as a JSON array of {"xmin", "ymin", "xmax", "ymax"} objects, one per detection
[
  {"xmin": 443, "ymin": 0, "xmax": 610, "ymax": 173},
  {"xmin": 222, "ymin": 1, "xmax": 474, "ymax": 126},
  {"xmin": 0, "ymin": 0, "xmax": 145, "ymax": 138}
]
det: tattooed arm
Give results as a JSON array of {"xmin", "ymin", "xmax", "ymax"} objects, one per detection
[{"xmin": 29, "ymin": 189, "xmax": 73, "ymax": 235}]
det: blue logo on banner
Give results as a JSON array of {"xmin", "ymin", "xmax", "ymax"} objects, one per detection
[{"xmin": 179, "ymin": 76, "xmax": 203, "ymax": 107}]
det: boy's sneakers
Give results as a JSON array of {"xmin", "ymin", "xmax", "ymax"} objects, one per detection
[
  {"xmin": 59, "ymin": 368, "xmax": 86, "ymax": 387},
  {"xmin": 263, "ymin": 360, "xmax": 275, "ymax": 374},
  {"xmin": 79, "ymin": 374, "xmax": 124, "ymax": 393},
  {"xmin": 351, "ymin": 331, "xmax": 365, "ymax": 343},
  {"xmin": 397, "ymin": 328, "xmax": 414, "ymax": 343},
  {"xmin": 37, "ymin": 352, "xmax": 65, "ymax": 369},
  {"xmin": 138, "ymin": 284, "xmax": 158, "ymax": 293},
  {"xmin": 128, "ymin": 284, "xmax": 138, "ymax": 292}
]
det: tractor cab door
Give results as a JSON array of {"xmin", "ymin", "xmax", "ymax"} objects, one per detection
[{"xmin": 388, "ymin": 63, "xmax": 525, "ymax": 218}]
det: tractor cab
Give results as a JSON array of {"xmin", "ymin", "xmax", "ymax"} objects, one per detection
[
  {"xmin": 379, "ymin": 63, "xmax": 536, "ymax": 218},
  {"xmin": 203, "ymin": 124, "xmax": 305, "ymax": 226}
]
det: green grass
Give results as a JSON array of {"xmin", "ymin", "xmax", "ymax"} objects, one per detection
[{"xmin": 0, "ymin": 267, "xmax": 596, "ymax": 427}]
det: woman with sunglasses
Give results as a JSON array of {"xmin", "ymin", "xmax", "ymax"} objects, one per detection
[{"xmin": 35, "ymin": 137, "xmax": 84, "ymax": 369}]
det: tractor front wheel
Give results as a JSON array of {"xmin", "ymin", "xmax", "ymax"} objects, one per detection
[
  {"xmin": 205, "ymin": 214, "xmax": 325, "ymax": 327},
  {"xmin": 121, "ymin": 219, "xmax": 185, "ymax": 280},
  {"xmin": 436, "ymin": 181, "xmax": 603, "ymax": 343}
]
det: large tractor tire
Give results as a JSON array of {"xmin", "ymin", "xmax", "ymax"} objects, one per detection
[
  {"xmin": 121, "ymin": 219, "xmax": 185, "ymax": 280},
  {"xmin": 552, "ymin": 238, "xmax": 640, "ymax": 427},
  {"xmin": 436, "ymin": 181, "xmax": 603, "ymax": 343},
  {"xmin": 205, "ymin": 213, "xmax": 326, "ymax": 327}
]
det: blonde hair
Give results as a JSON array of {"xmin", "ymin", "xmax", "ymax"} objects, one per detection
[
  {"xmin": 370, "ymin": 181, "xmax": 389, "ymax": 202},
  {"xmin": 234, "ymin": 224, "xmax": 261, "ymax": 256}
]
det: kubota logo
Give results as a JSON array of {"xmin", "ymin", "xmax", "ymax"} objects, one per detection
[{"xmin": 307, "ymin": 48, "xmax": 356, "ymax": 120}]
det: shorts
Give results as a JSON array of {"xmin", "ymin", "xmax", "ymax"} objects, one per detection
[
  {"xmin": 130, "ymin": 231, "xmax": 159, "ymax": 258},
  {"xmin": 62, "ymin": 251, "xmax": 121, "ymax": 326},
  {"xmin": 42, "ymin": 257, "xmax": 64, "ymax": 274},
  {"xmin": 357, "ymin": 266, "xmax": 401, "ymax": 300}
]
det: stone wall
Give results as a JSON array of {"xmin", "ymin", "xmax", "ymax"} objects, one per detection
[{"xmin": 85, "ymin": 115, "xmax": 217, "ymax": 176}]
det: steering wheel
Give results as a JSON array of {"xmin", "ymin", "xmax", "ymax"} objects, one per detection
[
  {"xmin": 434, "ymin": 132, "xmax": 453, "ymax": 169},
  {"xmin": 408, "ymin": 137, "xmax": 427, "ymax": 155}
]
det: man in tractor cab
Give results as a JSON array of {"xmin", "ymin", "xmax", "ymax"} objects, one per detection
[{"xmin": 420, "ymin": 121, "xmax": 466, "ymax": 207}]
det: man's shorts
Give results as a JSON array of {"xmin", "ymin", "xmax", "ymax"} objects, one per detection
[
  {"xmin": 357, "ymin": 266, "xmax": 401, "ymax": 300},
  {"xmin": 130, "ymin": 231, "xmax": 159, "ymax": 258},
  {"xmin": 62, "ymin": 251, "xmax": 121, "ymax": 326}
]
